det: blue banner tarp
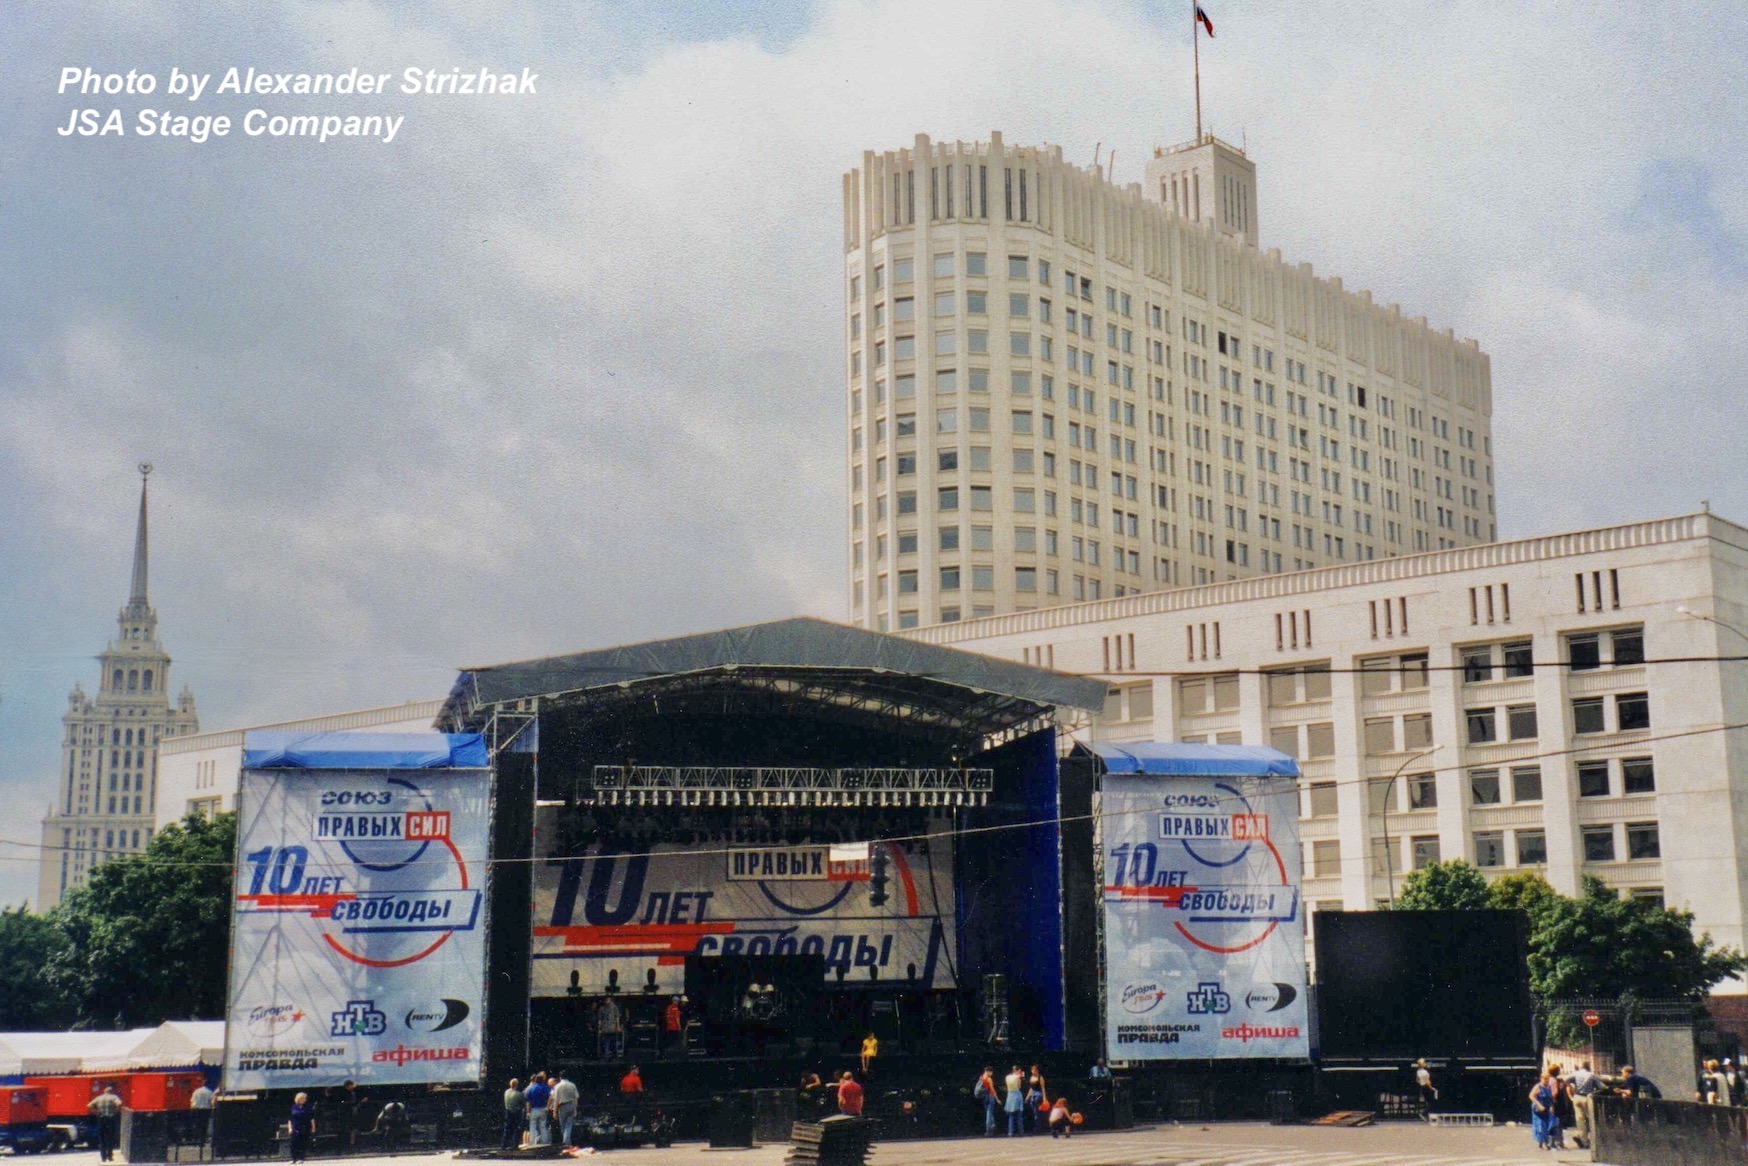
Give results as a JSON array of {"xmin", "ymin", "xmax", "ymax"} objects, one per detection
[
  {"xmin": 1089, "ymin": 741, "xmax": 1298, "ymax": 778},
  {"xmin": 241, "ymin": 730, "xmax": 488, "ymax": 769}
]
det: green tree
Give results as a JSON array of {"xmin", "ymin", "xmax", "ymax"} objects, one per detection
[
  {"xmin": 1486, "ymin": 872, "xmax": 1563, "ymax": 923},
  {"xmin": 0, "ymin": 906, "xmax": 74, "ymax": 1029},
  {"xmin": 1528, "ymin": 877, "xmax": 1746, "ymax": 1000},
  {"xmin": 1393, "ymin": 859, "xmax": 1493, "ymax": 910},
  {"xmin": 47, "ymin": 812, "xmax": 236, "ymax": 1027}
]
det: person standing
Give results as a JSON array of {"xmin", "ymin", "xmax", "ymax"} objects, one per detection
[
  {"xmin": 287, "ymin": 1093, "xmax": 315, "ymax": 1164},
  {"xmin": 1724, "ymin": 1059, "xmax": 1746, "ymax": 1107},
  {"xmin": 662, "ymin": 997, "xmax": 684, "ymax": 1052},
  {"xmin": 1529, "ymin": 1070, "xmax": 1561, "ymax": 1152},
  {"xmin": 973, "ymin": 1067, "xmax": 998, "ymax": 1136},
  {"xmin": 1024, "ymin": 1065, "xmax": 1047, "ymax": 1134},
  {"xmin": 598, "ymin": 995, "xmax": 625, "ymax": 1060},
  {"xmin": 500, "ymin": 1078, "xmax": 525, "ymax": 1150},
  {"xmin": 1569, "ymin": 1061, "xmax": 1601, "ymax": 1150},
  {"xmin": 189, "ymin": 1082, "xmax": 215, "ymax": 1148},
  {"xmin": 836, "ymin": 1071, "xmax": 863, "ymax": 1117},
  {"xmin": 619, "ymin": 1066, "xmax": 644, "ymax": 1095},
  {"xmin": 1616, "ymin": 1065, "xmax": 1662, "ymax": 1100},
  {"xmin": 523, "ymin": 1072, "xmax": 552, "ymax": 1146},
  {"xmin": 1003, "ymin": 1066, "xmax": 1025, "ymax": 1136},
  {"xmin": 551, "ymin": 1070, "xmax": 579, "ymax": 1146},
  {"xmin": 88, "ymin": 1086, "xmax": 123, "ymax": 1163}
]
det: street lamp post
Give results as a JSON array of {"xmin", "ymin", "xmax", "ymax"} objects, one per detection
[
  {"xmin": 1379, "ymin": 744, "xmax": 1442, "ymax": 905},
  {"xmin": 1676, "ymin": 605, "xmax": 1748, "ymax": 650}
]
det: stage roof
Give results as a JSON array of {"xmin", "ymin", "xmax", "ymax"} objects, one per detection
[
  {"xmin": 440, "ymin": 617, "xmax": 1107, "ymax": 748},
  {"xmin": 1088, "ymin": 740, "xmax": 1300, "ymax": 778}
]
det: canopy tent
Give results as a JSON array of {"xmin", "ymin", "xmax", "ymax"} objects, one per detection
[
  {"xmin": 84, "ymin": 1021, "xmax": 226, "ymax": 1072},
  {"xmin": 0, "ymin": 1028, "xmax": 158, "ymax": 1078},
  {"xmin": 1085, "ymin": 739, "xmax": 1300, "ymax": 778}
]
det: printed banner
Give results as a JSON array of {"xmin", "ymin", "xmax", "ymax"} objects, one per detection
[
  {"xmin": 532, "ymin": 819, "xmax": 955, "ymax": 994},
  {"xmin": 224, "ymin": 768, "xmax": 490, "ymax": 1089},
  {"xmin": 1101, "ymin": 772, "xmax": 1309, "ymax": 1060}
]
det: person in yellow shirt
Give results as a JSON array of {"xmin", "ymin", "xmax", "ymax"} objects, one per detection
[{"xmin": 860, "ymin": 1033, "xmax": 878, "ymax": 1076}]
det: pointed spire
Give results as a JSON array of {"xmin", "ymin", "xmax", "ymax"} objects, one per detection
[{"xmin": 129, "ymin": 464, "xmax": 152, "ymax": 606}]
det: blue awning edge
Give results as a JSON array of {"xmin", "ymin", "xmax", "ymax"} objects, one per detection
[
  {"xmin": 1089, "ymin": 741, "xmax": 1300, "ymax": 779},
  {"xmin": 242, "ymin": 730, "xmax": 489, "ymax": 770}
]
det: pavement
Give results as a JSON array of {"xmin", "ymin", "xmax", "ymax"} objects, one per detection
[{"xmin": 18, "ymin": 1126, "xmax": 1604, "ymax": 1166}]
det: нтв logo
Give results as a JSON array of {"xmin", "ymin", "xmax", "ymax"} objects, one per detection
[
  {"xmin": 1120, "ymin": 982, "xmax": 1168, "ymax": 1014},
  {"xmin": 405, "ymin": 999, "xmax": 471, "ymax": 1033},
  {"xmin": 246, "ymin": 1004, "xmax": 304, "ymax": 1037},
  {"xmin": 1245, "ymin": 982, "xmax": 1298, "ymax": 1012},
  {"xmin": 1185, "ymin": 982, "xmax": 1232, "ymax": 1014},
  {"xmin": 331, "ymin": 999, "xmax": 387, "ymax": 1037}
]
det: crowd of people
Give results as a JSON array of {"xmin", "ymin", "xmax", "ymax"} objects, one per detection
[
  {"xmin": 1524, "ymin": 1061, "xmax": 1666, "ymax": 1152},
  {"xmin": 498, "ymin": 1069, "xmax": 590, "ymax": 1150},
  {"xmin": 971, "ymin": 1062, "xmax": 1086, "ymax": 1137}
]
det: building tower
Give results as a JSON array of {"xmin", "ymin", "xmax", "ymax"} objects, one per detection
[
  {"xmin": 36, "ymin": 466, "xmax": 199, "ymax": 908},
  {"xmin": 843, "ymin": 131, "xmax": 1496, "ymax": 631}
]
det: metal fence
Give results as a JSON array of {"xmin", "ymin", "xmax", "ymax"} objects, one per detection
[{"xmin": 1534, "ymin": 997, "xmax": 1713, "ymax": 1074}]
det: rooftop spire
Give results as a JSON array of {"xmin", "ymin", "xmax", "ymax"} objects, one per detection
[{"xmin": 129, "ymin": 463, "xmax": 151, "ymax": 606}]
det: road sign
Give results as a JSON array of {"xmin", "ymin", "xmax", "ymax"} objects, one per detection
[{"xmin": 1582, "ymin": 1009, "xmax": 1601, "ymax": 1028}]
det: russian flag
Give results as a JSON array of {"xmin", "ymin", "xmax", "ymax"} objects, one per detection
[{"xmin": 1196, "ymin": 5, "xmax": 1215, "ymax": 36}]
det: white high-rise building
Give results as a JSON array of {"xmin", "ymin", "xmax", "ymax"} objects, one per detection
[
  {"xmin": 37, "ymin": 468, "xmax": 199, "ymax": 908},
  {"xmin": 844, "ymin": 132, "xmax": 1495, "ymax": 631}
]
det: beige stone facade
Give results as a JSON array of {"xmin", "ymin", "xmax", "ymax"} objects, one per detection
[
  {"xmin": 845, "ymin": 132, "xmax": 1494, "ymax": 632},
  {"xmin": 903, "ymin": 511, "xmax": 1748, "ymax": 984}
]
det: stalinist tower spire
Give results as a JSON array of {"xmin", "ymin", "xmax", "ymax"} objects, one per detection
[{"xmin": 129, "ymin": 463, "xmax": 151, "ymax": 610}]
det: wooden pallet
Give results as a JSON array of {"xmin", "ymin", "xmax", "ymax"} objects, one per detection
[{"xmin": 1309, "ymin": 1110, "xmax": 1375, "ymax": 1127}]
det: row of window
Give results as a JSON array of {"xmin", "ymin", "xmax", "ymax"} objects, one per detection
[{"xmin": 1298, "ymin": 758, "xmax": 1656, "ymax": 819}]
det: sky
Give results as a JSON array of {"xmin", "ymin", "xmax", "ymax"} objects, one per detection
[{"xmin": 2, "ymin": 1, "xmax": 1746, "ymax": 908}]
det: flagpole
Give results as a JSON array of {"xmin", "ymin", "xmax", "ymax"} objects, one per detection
[{"xmin": 1192, "ymin": 1, "xmax": 1202, "ymax": 142}]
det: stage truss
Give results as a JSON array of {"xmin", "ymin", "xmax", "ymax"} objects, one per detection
[{"xmin": 580, "ymin": 764, "xmax": 995, "ymax": 808}]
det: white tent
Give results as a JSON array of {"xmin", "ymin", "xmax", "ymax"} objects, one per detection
[
  {"xmin": 0, "ymin": 1029, "xmax": 158, "ymax": 1077},
  {"xmin": 117, "ymin": 1021, "xmax": 226, "ymax": 1070}
]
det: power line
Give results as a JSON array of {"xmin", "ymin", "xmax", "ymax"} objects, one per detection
[{"xmin": 8, "ymin": 718, "xmax": 1745, "ymax": 874}]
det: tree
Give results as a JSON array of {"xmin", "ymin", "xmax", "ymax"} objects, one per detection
[
  {"xmin": 1487, "ymin": 872, "xmax": 1563, "ymax": 923},
  {"xmin": 1528, "ymin": 877, "xmax": 1746, "ymax": 1001},
  {"xmin": 1394, "ymin": 859, "xmax": 1492, "ymax": 910},
  {"xmin": 0, "ymin": 906, "xmax": 74, "ymax": 1029},
  {"xmin": 47, "ymin": 812, "xmax": 236, "ymax": 1027}
]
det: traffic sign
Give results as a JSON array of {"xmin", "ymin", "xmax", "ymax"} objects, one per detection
[{"xmin": 1582, "ymin": 1009, "xmax": 1601, "ymax": 1028}]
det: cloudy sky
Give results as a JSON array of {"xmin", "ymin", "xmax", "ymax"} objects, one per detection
[{"xmin": 2, "ymin": 1, "xmax": 1744, "ymax": 907}]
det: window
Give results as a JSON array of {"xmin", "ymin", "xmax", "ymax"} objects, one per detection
[
  {"xmin": 894, "ymin": 296, "xmax": 914, "ymax": 321},
  {"xmin": 970, "ymin": 485, "xmax": 993, "ymax": 511},
  {"xmin": 1630, "ymin": 888, "xmax": 1665, "ymax": 908},
  {"xmin": 1577, "ymin": 761, "xmax": 1610, "ymax": 797},
  {"xmin": 1408, "ymin": 773, "xmax": 1438, "ymax": 810},
  {"xmin": 1015, "ymin": 566, "xmax": 1037, "ymax": 592},
  {"xmin": 1008, "ymin": 255, "xmax": 1028, "ymax": 279},
  {"xmin": 965, "ymin": 252, "xmax": 986, "ymax": 277},
  {"xmin": 1502, "ymin": 640, "xmax": 1534, "ymax": 678},
  {"xmin": 1622, "ymin": 757, "xmax": 1656, "ymax": 794},
  {"xmin": 937, "ymin": 407, "xmax": 958, "ymax": 433},
  {"xmin": 1308, "ymin": 782, "xmax": 1338, "ymax": 818},
  {"xmin": 938, "ymin": 449, "xmax": 958, "ymax": 472},
  {"xmin": 1312, "ymin": 840, "xmax": 1341, "ymax": 878},
  {"xmin": 896, "ymin": 491, "xmax": 917, "ymax": 515},
  {"xmin": 1506, "ymin": 704, "xmax": 1538, "ymax": 740},
  {"xmin": 893, "ymin": 257, "xmax": 913, "ymax": 282},
  {"xmin": 1410, "ymin": 835, "xmax": 1441, "ymax": 870},
  {"xmin": 1305, "ymin": 722, "xmax": 1335, "ymax": 759},
  {"xmin": 1613, "ymin": 629, "xmax": 1645, "ymax": 665},
  {"xmin": 1515, "ymin": 829, "xmax": 1548, "ymax": 865},
  {"xmin": 939, "ymin": 526, "xmax": 960, "ymax": 550},
  {"xmin": 1303, "ymin": 667, "xmax": 1332, "ymax": 701},
  {"xmin": 1571, "ymin": 697, "xmax": 1605, "ymax": 734},
  {"xmin": 1582, "ymin": 826, "xmax": 1616, "ymax": 863},
  {"xmin": 1364, "ymin": 718, "xmax": 1395, "ymax": 754},
  {"xmin": 971, "ymin": 566, "xmax": 994, "ymax": 590},
  {"xmin": 1474, "ymin": 832, "xmax": 1505, "ymax": 868},
  {"xmin": 1462, "ymin": 647, "xmax": 1494, "ymax": 684},
  {"xmin": 1213, "ymin": 674, "xmax": 1240, "ymax": 710},
  {"xmin": 1401, "ymin": 654, "xmax": 1429, "ymax": 690},
  {"xmin": 934, "ymin": 291, "xmax": 956, "ymax": 316},
  {"xmin": 971, "ymin": 525, "xmax": 995, "ymax": 551},
  {"xmin": 1626, "ymin": 822, "xmax": 1661, "ymax": 860},
  {"xmin": 932, "ymin": 253, "xmax": 954, "ymax": 279},
  {"xmin": 965, "ymin": 292, "xmax": 987, "ymax": 315},
  {"xmin": 938, "ymin": 486, "xmax": 960, "ymax": 510},
  {"xmin": 1617, "ymin": 692, "xmax": 1650, "ymax": 731},
  {"xmin": 1465, "ymin": 708, "xmax": 1497, "ymax": 744},
  {"xmin": 897, "ymin": 570, "xmax": 918, "ymax": 594},
  {"xmin": 1269, "ymin": 725, "xmax": 1299, "ymax": 758},
  {"xmin": 1014, "ymin": 526, "xmax": 1036, "ymax": 552},
  {"xmin": 1511, "ymin": 765, "xmax": 1543, "ymax": 802},
  {"xmin": 1470, "ymin": 768, "xmax": 1501, "ymax": 805},
  {"xmin": 969, "ymin": 445, "xmax": 991, "ymax": 470},
  {"xmin": 1567, "ymin": 633, "xmax": 1601, "ymax": 671},
  {"xmin": 1009, "ymin": 293, "xmax": 1029, "ymax": 318},
  {"xmin": 1403, "ymin": 713, "xmax": 1433, "ymax": 749}
]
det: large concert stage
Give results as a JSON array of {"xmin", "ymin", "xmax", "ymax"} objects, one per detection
[{"xmin": 436, "ymin": 618, "xmax": 1109, "ymax": 1081}]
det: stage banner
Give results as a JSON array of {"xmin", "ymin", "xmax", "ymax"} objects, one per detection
[
  {"xmin": 532, "ymin": 821, "xmax": 955, "ymax": 994},
  {"xmin": 224, "ymin": 750, "xmax": 490, "ymax": 1089},
  {"xmin": 1101, "ymin": 771, "xmax": 1308, "ymax": 1060}
]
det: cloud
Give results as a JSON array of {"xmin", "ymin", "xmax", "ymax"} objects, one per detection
[{"xmin": 1, "ymin": 0, "xmax": 1746, "ymax": 905}]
